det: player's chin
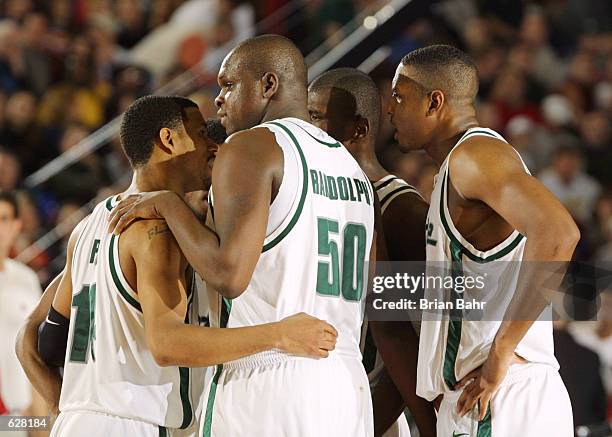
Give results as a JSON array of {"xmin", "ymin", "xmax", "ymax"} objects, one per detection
[{"xmin": 394, "ymin": 133, "xmax": 418, "ymax": 152}]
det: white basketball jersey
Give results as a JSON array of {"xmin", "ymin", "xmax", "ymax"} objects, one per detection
[
  {"xmin": 208, "ymin": 117, "xmax": 375, "ymax": 360},
  {"xmin": 60, "ymin": 195, "xmax": 206, "ymax": 432},
  {"xmin": 417, "ymin": 127, "xmax": 558, "ymax": 401}
]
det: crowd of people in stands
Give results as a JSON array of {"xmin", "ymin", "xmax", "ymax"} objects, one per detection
[{"xmin": 0, "ymin": 0, "xmax": 610, "ymax": 434}]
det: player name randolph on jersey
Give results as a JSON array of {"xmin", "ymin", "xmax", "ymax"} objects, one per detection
[
  {"xmin": 310, "ymin": 169, "xmax": 371, "ymax": 204},
  {"xmin": 372, "ymin": 297, "xmax": 486, "ymax": 311}
]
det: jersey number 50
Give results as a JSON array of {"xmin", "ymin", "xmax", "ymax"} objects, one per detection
[{"xmin": 316, "ymin": 218, "xmax": 367, "ymax": 301}]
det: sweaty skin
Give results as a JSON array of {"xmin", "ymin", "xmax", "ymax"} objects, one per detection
[{"xmin": 388, "ymin": 62, "xmax": 579, "ymax": 421}]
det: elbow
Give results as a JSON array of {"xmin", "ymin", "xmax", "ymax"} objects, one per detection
[
  {"xmin": 539, "ymin": 218, "xmax": 581, "ymax": 258},
  {"xmin": 15, "ymin": 320, "xmax": 35, "ymax": 365},
  {"xmin": 149, "ymin": 342, "xmax": 176, "ymax": 367},
  {"xmin": 554, "ymin": 218, "xmax": 581, "ymax": 254},
  {"xmin": 209, "ymin": 257, "xmax": 249, "ymax": 299},
  {"xmin": 147, "ymin": 333, "xmax": 178, "ymax": 367},
  {"xmin": 215, "ymin": 278, "xmax": 247, "ymax": 299}
]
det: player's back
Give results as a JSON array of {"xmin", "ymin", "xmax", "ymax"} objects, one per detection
[
  {"xmin": 208, "ymin": 118, "xmax": 375, "ymax": 360},
  {"xmin": 202, "ymin": 118, "xmax": 375, "ymax": 437},
  {"xmin": 59, "ymin": 195, "xmax": 201, "ymax": 432}
]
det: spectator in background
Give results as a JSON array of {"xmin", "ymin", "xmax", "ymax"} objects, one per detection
[
  {"xmin": 554, "ymin": 320, "xmax": 609, "ymax": 432},
  {"xmin": 0, "ymin": 90, "xmax": 47, "ymax": 175},
  {"xmin": 0, "ymin": 147, "xmax": 20, "ymax": 191},
  {"xmin": 0, "ymin": 191, "xmax": 47, "ymax": 434},
  {"xmin": 569, "ymin": 294, "xmax": 612, "ymax": 422},
  {"xmin": 13, "ymin": 191, "xmax": 50, "ymax": 284},
  {"xmin": 539, "ymin": 145, "xmax": 601, "ymax": 225},
  {"xmin": 46, "ymin": 124, "xmax": 105, "ymax": 204},
  {"xmin": 580, "ymin": 111, "xmax": 612, "ymax": 186}
]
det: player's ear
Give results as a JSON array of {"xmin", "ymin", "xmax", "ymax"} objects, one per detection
[
  {"xmin": 353, "ymin": 116, "xmax": 369, "ymax": 140},
  {"xmin": 157, "ymin": 127, "xmax": 175, "ymax": 156},
  {"xmin": 427, "ymin": 90, "xmax": 444, "ymax": 116},
  {"xmin": 261, "ymin": 72, "xmax": 279, "ymax": 99}
]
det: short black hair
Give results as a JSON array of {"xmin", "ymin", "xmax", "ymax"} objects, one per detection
[
  {"xmin": 401, "ymin": 44, "xmax": 478, "ymax": 100},
  {"xmin": 204, "ymin": 118, "xmax": 228, "ymax": 144},
  {"xmin": 0, "ymin": 190, "xmax": 19, "ymax": 218},
  {"xmin": 119, "ymin": 95, "xmax": 198, "ymax": 167},
  {"xmin": 309, "ymin": 68, "xmax": 381, "ymax": 137}
]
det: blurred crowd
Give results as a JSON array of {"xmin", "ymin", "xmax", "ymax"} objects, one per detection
[
  {"xmin": 0, "ymin": 0, "xmax": 610, "ymax": 434},
  {"xmin": 0, "ymin": 0, "xmax": 372, "ymax": 285}
]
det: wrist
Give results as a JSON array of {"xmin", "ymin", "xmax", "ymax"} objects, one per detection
[
  {"xmin": 268, "ymin": 322, "xmax": 285, "ymax": 350},
  {"xmin": 490, "ymin": 338, "xmax": 515, "ymax": 361},
  {"xmin": 159, "ymin": 191, "xmax": 180, "ymax": 216}
]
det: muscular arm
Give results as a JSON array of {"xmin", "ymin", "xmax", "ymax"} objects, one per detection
[
  {"xmin": 110, "ymin": 128, "xmax": 282, "ymax": 298},
  {"xmin": 451, "ymin": 138, "xmax": 579, "ymax": 354},
  {"xmin": 131, "ymin": 221, "xmax": 335, "ymax": 367},
  {"xmin": 451, "ymin": 138, "xmax": 580, "ymax": 418},
  {"xmin": 15, "ymin": 219, "xmax": 87, "ymax": 413}
]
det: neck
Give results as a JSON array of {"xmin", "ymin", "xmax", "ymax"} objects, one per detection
[
  {"xmin": 128, "ymin": 164, "xmax": 188, "ymax": 198},
  {"xmin": 261, "ymin": 94, "xmax": 310, "ymax": 124},
  {"xmin": 425, "ymin": 111, "xmax": 479, "ymax": 166},
  {"xmin": 345, "ymin": 139, "xmax": 388, "ymax": 182}
]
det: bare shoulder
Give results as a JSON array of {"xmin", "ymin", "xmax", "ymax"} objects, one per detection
[
  {"xmin": 449, "ymin": 135, "xmax": 525, "ymax": 176},
  {"xmin": 215, "ymin": 127, "xmax": 283, "ymax": 174},
  {"xmin": 223, "ymin": 127, "xmax": 279, "ymax": 153},
  {"xmin": 121, "ymin": 219, "xmax": 185, "ymax": 265}
]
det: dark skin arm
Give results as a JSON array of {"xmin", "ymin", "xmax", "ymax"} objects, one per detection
[
  {"xmin": 449, "ymin": 137, "xmax": 580, "ymax": 420},
  {"xmin": 370, "ymin": 191, "xmax": 437, "ymax": 437},
  {"xmin": 124, "ymin": 220, "xmax": 337, "ymax": 367},
  {"xmin": 108, "ymin": 128, "xmax": 283, "ymax": 299},
  {"xmin": 371, "ymin": 368, "xmax": 406, "ymax": 436},
  {"xmin": 15, "ymin": 218, "xmax": 88, "ymax": 414}
]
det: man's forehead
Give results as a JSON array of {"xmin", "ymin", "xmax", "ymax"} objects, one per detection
[{"xmin": 393, "ymin": 64, "xmax": 426, "ymax": 89}]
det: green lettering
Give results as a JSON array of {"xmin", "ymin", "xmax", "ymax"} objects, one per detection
[
  {"xmin": 310, "ymin": 170, "xmax": 319, "ymax": 195},
  {"xmin": 337, "ymin": 177, "xmax": 349, "ymax": 201},
  {"xmin": 326, "ymin": 176, "xmax": 338, "ymax": 200}
]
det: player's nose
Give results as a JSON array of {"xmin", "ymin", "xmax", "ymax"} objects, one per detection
[{"xmin": 215, "ymin": 93, "xmax": 224, "ymax": 109}]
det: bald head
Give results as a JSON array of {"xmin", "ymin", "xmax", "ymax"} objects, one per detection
[
  {"xmin": 309, "ymin": 68, "xmax": 381, "ymax": 140},
  {"xmin": 400, "ymin": 45, "xmax": 478, "ymax": 102},
  {"xmin": 230, "ymin": 34, "xmax": 307, "ymax": 88}
]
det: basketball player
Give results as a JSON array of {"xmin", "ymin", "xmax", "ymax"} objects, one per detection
[
  {"xmin": 388, "ymin": 45, "xmax": 579, "ymax": 436},
  {"xmin": 307, "ymin": 68, "xmax": 435, "ymax": 437},
  {"xmin": 18, "ymin": 96, "xmax": 337, "ymax": 437},
  {"xmin": 109, "ymin": 35, "xmax": 378, "ymax": 436}
]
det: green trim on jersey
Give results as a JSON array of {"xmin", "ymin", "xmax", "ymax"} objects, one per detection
[
  {"xmin": 262, "ymin": 121, "xmax": 309, "ymax": 252},
  {"xmin": 178, "ymin": 367, "xmax": 193, "ymax": 429},
  {"xmin": 286, "ymin": 119, "xmax": 342, "ymax": 148},
  {"xmin": 158, "ymin": 426, "xmax": 167, "ymax": 437},
  {"xmin": 202, "ymin": 297, "xmax": 232, "ymax": 437},
  {"xmin": 439, "ymin": 171, "xmax": 524, "ymax": 263},
  {"xmin": 105, "ymin": 195, "xmax": 118, "ymax": 212},
  {"xmin": 443, "ymin": 240, "xmax": 463, "ymax": 390},
  {"xmin": 202, "ymin": 364, "xmax": 223, "ymax": 437},
  {"xmin": 108, "ymin": 235, "xmax": 142, "ymax": 312},
  {"xmin": 477, "ymin": 406, "xmax": 492, "ymax": 437}
]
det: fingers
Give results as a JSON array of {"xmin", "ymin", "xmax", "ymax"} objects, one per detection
[
  {"xmin": 317, "ymin": 349, "xmax": 329, "ymax": 358},
  {"xmin": 318, "ymin": 339, "xmax": 336, "ymax": 351},
  {"xmin": 322, "ymin": 321, "xmax": 338, "ymax": 338},
  {"xmin": 108, "ymin": 201, "xmax": 136, "ymax": 233},
  {"xmin": 110, "ymin": 207, "xmax": 139, "ymax": 235},
  {"xmin": 456, "ymin": 367, "xmax": 481, "ymax": 389},
  {"xmin": 456, "ymin": 380, "xmax": 481, "ymax": 417}
]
